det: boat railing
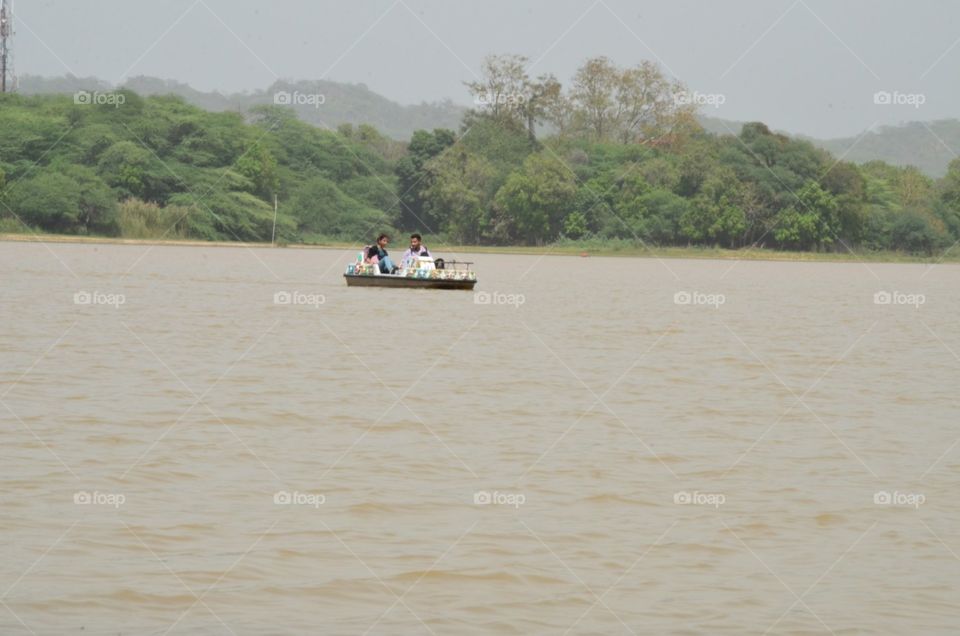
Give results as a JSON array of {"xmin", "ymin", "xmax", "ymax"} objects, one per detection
[{"xmin": 435, "ymin": 259, "xmax": 473, "ymax": 271}]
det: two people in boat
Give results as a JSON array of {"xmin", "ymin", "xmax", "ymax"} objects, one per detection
[{"xmin": 364, "ymin": 233, "xmax": 431, "ymax": 274}]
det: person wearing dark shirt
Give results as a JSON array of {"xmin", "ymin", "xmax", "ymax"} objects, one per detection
[{"xmin": 365, "ymin": 233, "xmax": 397, "ymax": 273}]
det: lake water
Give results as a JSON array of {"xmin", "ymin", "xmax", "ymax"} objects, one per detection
[{"xmin": 1, "ymin": 241, "xmax": 958, "ymax": 635}]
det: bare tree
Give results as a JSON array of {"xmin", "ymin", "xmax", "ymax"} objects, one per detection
[
  {"xmin": 570, "ymin": 56, "xmax": 619, "ymax": 141},
  {"xmin": 465, "ymin": 54, "xmax": 530, "ymax": 124},
  {"xmin": 570, "ymin": 56, "xmax": 696, "ymax": 143}
]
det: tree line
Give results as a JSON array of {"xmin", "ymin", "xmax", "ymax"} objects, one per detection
[
  {"xmin": 398, "ymin": 54, "xmax": 959, "ymax": 253},
  {"xmin": 1, "ymin": 54, "xmax": 958, "ymax": 254},
  {"xmin": 0, "ymin": 91, "xmax": 399, "ymax": 242}
]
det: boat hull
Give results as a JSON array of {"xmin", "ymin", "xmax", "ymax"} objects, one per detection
[{"xmin": 343, "ymin": 274, "xmax": 477, "ymax": 290}]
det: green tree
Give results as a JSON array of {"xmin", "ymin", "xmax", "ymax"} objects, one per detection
[
  {"xmin": 494, "ymin": 153, "xmax": 576, "ymax": 244},
  {"xmin": 66, "ymin": 164, "xmax": 120, "ymax": 234},
  {"xmin": 283, "ymin": 175, "xmax": 389, "ymax": 241},
  {"xmin": 97, "ymin": 140, "xmax": 152, "ymax": 199},
  {"xmin": 423, "ymin": 146, "xmax": 495, "ymax": 244},
  {"xmin": 5, "ymin": 171, "xmax": 81, "ymax": 232},
  {"xmin": 820, "ymin": 161, "xmax": 868, "ymax": 243},
  {"xmin": 6, "ymin": 166, "xmax": 117, "ymax": 235},
  {"xmin": 562, "ymin": 211, "xmax": 588, "ymax": 239},
  {"xmin": 235, "ymin": 143, "xmax": 279, "ymax": 199},
  {"xmin": 394, "ymin": 129, "xmax": 456, "ymax": 230},
  {"xmin": 638, "ymin": 189, "xmax": 690, "ymax": 244},
  {"xmin": 609, "ymin": 168, "xmax": 652, "ymax": 239},
  {"xmin": 680, "ymin": 169, "xmax": 746, "ymax": 247},
  {"xmin": 934, "ymin": 158, "xmax": 960, "ymax": 238},
  {"xmin": 773, "ymin": 181, "xmax": 839, "ymax": 250},
  {"xmin": 889, "ymin": 210, "xmax": 948, "ymax": 254},
  {"xmin": 170, "ymin": 190, "xmax": 280, "ymax": 242}
]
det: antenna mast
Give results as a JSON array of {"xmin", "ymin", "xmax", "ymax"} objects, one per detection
[{"xmin": 1, "ymin": 0, "xmax": 12, "ymax": 93}]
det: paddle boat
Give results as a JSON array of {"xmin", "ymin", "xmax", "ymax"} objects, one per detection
[{"xmin": 344, "ymin": 255, "xmax": 477, "ymax": 290}]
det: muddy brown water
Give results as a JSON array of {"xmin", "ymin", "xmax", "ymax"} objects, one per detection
[{"xmin": 1, "ymin": 241, "xmax": 958, "ymax": 634}]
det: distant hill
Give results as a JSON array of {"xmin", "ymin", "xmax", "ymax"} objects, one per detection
[
  {"xmin": 19, "ymin": 74, "xmax": 115, "ymax": 94},
  {"xmin": 17, "ymin": 74, "xmax": 468, "ymax": 140},
  {"xmin": 699, "ymin": 114, "xmax": 958, "ymax": 178},
  {"xmin": 697, "ymin": 115, "xmax": 751, "ymax": 137},
  {"xmin": 808, "ymin": 121, "xmax": 960, "ymax": 178}
]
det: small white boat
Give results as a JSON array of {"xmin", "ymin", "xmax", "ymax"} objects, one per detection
[{"xmin": 344, "ymin": 258, "xmax": 477, "ymax": 290}]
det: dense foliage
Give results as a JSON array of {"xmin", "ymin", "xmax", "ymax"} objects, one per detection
[
  {"xmin": 400, "ymin": 55, "xmax": 957, "ymax": 253},
  {"xmin": 0, "ymin": 91, "xmax": 398, "ymax": 241},
  {"xmin": 2, "ymin": 56, "xmax": 958, "ymax": 254}
]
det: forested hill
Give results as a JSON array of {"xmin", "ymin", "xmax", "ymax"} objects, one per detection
[
  {"xmin": 18, "ymin": 74, "xmax": 467, "ymax": 141},
  {"xmin": 699, "ymin": 114, "xmax": 960, "ymax": 178},
  {"xmin": 811, "ymin": 121, "xmax": 960, "ymax": 178}
]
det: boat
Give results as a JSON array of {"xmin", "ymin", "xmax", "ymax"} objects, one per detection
[{"xmin": 344, "ymin": 257, "xmax": 477, "ymax": 290}]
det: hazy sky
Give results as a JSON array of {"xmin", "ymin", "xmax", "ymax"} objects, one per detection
[{"xmin": 9, "ymin": 0, "xmax": 960, "ymax": 138}]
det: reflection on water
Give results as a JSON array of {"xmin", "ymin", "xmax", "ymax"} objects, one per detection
[{"xmin": 1, "ymin": 241, "xmax": 958, "ymax": 634}]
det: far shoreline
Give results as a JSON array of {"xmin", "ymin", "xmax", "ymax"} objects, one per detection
[{"xmin": 2, "ymin": 232, "xmax": 957, "ymax": 265}]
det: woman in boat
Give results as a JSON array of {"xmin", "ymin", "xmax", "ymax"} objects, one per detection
[{"xmin": 364, "ymin": 233, "xmax": 398, "ymax": 274}]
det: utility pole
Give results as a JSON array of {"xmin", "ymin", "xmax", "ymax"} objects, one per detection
[
  {"xmin": 271, "ymin": 194, "xmax": 278, "ymax": 245},
  {"xmin": 0, "ymin": 0, "xmax": 12, "ymax": 93}
]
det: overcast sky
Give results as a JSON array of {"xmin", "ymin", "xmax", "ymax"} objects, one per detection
[{"xmin": 9, "ymin": 0, "xmax": 960, "ymax": 138}]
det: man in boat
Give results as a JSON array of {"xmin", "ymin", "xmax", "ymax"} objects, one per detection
[
  {"xmin": 365, "ymin": 233, "xmax": 398, "ymax": 274},
  {"xmin": 400, "ymin": 233, "xmax": 431, "ymax": 269}
]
